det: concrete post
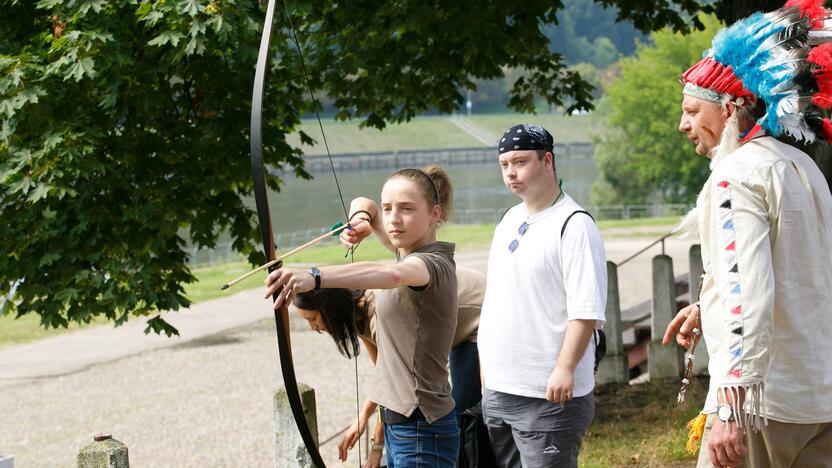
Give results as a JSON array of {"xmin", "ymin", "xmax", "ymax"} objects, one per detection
[
  {"xmin": 77, "ymin": 434, "xmax": 129, "ymax": 468},
  {"xmin": 596, "ymin": 261, "xmax": 629, "ymax": 385},
  {"xmin": 649, "ymin": 254, "xmax": 684, "ymax": 379},
  {"xmin": 274, "ymin": 383, "xmax": 319, "ymax": 468},
  {"xmin": 0, "ymin": 454, "xmax": 13, "ymax": 468},
  {"xmin": 689, "ymin": 244, "xmax": 703, "ymax": 305},
  {"xmin": 689, "ymin": 244, "xmax": 710, "ymax": 374}
]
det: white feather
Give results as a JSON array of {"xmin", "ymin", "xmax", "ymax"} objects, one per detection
[
  {"xmin": 770, "ymin": 67, "xmax": 793, "ymax": 81},
  {"xmin": 771, "ymin": 80, "xmax": 800, "ymax": 95},
  {"xmin": 778, "ymin": 113, "xmax": 816, "ymax": 143},
  {"xmin": 809, "ymin": 29, "xmax": 832, "ymax": 38},
  {"xmin": 808, "ymin": 30, "xmax": 832, "ymax": 45},
  {"xmin": 776, "ymin": 93, "xmax": 812, "ymax": 114},
  {"xmin": 752, "ymin": 22, "xmax": 780, "ymax": 42},
  {"xmin": 759, "ymin": 48, "xmax": 805, "ymax": 71}
]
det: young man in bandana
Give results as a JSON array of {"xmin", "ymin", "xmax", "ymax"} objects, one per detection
[
  {"xmin": 663, "ymin": 1, "xmax": 832, "ymax": 466},
  {"xmin": 477, "ymin": 124, "xmax": 607, "ymax": 468}
]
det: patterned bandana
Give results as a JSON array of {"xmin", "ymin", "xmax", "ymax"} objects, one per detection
[
  {"xmin": 498, "ymin": 124, "xmax": 554, "ymax": 154},
  {"xmin": 683, "ymin": 82, "xmax": 726, "ymax": 104}
]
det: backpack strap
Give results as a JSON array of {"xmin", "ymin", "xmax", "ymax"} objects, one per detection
[
  {"xmin": 498, "ymin": 206, "xmax": 511, "ymax": 224},
  {"xmin": 560, "ymin": 210, "xmax": 595, "ymax": 239},
  {"xmin": 559, "ymin": 209, "xmax": 605, "ymax": 372}
]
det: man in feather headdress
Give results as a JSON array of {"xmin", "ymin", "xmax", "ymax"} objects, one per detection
[{"xmin": 663, "ymin": 0, "xmax": 832, "ymax": 466}]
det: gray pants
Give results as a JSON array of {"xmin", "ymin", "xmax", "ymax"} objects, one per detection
[{"xmin": 482, "ymin": 388, "xmax": 594, "ymax": 468}]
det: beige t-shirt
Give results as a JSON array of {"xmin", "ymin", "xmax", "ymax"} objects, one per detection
[
  {"xmin": 370, "ymin": 242, "xmax": 457, "ymax": 423},
  {"xmin": 455, "ymin": 267, "xmax": 485, "ymax": 344},
  {"xmin": 361, "ymin": 266, "xmax": 485, "ymax": 347}
]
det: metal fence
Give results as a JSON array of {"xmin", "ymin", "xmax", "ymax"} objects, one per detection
[
  {"xmin": 298, "ymin": 144, "xmax": 593, "ymax": 173},
  {"xmin": 187, "ymin": 204, "xmax": 692, "ymax": 267},
  {"xmin": 187, "ymin": 226, "xmax": 333, "ymax": 267}
]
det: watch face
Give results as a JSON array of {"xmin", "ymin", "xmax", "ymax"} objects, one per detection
[
  {"xmin": 717, "ymin": 404, "xmax": 732, "ymax": 422},
  {"xmin": 310, "ymin": 267, "xmax": 320, "ymax": 275}
]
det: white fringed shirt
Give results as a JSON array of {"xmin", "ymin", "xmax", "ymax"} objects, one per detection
[{"xmin": 696, "ymin": 136, "xmax": 832, "ymax": 426}]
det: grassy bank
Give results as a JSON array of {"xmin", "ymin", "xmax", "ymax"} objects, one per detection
[
  {"xmin": 288, "ymin": 114, "xmax": 593, "ymax": 155},
  {"xmin": 186, "ymin": 223, "xmax": 498, "ymax": 303},
  {"xmin": 0, "ymin": 314, "xmax": 108, "ymax": 347},
  {"xmin": 581, "ymin": 378, "xmax": 706, "ymax": 467}
]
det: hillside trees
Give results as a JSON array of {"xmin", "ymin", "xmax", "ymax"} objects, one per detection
[
  {"xmin": 0, "ymin": 0, "xmax": 755, "ymax": 333},
  {"xmin": 592, "ymin": 16, "xmax": 719, "ymax": 205},
  {"xmin": 594, "ymin": 0, "xmax": 832, "ymax": 205}
]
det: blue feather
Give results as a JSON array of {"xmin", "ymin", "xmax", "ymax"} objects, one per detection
[{"xmin": 712, "ymin": 13, "xmax": 792, "ymax": 135}]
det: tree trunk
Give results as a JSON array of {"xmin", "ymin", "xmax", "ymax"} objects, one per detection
[{"xmin": 717, "ymin": 0, "xmax": 781, "ymax": 23}]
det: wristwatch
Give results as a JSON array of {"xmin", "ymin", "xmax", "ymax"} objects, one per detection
[
  {"xmin": 309, "ymin": 267, "xmax": 321, "ymax": 290},
  {"xmin": 369, "ymin": 438, "xmax": 384, "ymax": 452},
  {"xmin": 716, "ymin": 404, "xmax": 735, "ymax": 422}
]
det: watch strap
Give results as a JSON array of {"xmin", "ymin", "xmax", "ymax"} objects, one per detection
[
  {"xmin": 309, "ymin": 267, "xmax": 321, "ymax": 290},
  {"xmin": 369, "ymin": 438, "xmax": 384, "ymax": 451}
]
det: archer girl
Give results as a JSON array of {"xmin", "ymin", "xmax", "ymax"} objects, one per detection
[
  {"xmin": 292, "ymin": 265, "xmax": 485, "ymax": 466},
  {"xmin": 264, "ymin": 165, "xmax": 460, "ymax": 467}
]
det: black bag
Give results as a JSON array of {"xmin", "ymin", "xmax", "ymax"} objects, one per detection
[
  {"xmin": 458, "ymin": 401, "xmax": 498, "ymax": 468},
  {"xmin": 562, "ymin": 210, "xmax": 607, "ymax": 374},
  {"xmin": 593, "ymin": 329, "xmax": 607, "ymax": 373}
]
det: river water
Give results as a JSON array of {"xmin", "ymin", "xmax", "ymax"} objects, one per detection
[{"xmin": 265, "ymin": 157, "xmax": 598, "ymax": 232}]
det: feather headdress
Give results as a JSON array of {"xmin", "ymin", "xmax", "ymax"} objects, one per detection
[{"xmin": 682, "ymin": 0, "xmax": 832, "ymax": 144}]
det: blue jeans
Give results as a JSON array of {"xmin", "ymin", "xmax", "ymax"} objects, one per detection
[
  {"xmin": 449, "ymin": 340, "xmax": 481, "ymax": 414},
  {"xmin": 384, "ymin": 410, "xmax": 460, "ymax": 467}
]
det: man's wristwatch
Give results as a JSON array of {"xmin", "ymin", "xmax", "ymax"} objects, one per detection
[
  {"xmin": 716, "ymin": 404, "xmax": 735, "ymax": 422},
  {"xmin": 309, "ymin": 267, "xmax": 321, "ymax": 290},
  {"xmin": 369, "ymin": 438, "xmax": 384, "ymax": 452}
]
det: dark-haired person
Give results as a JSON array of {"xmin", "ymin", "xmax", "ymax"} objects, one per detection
[
  {"xmin": 478, "ymin": 124, "xmax": 607, "ymax": 468},
  {"xmin": 266, "ymin": 165, "xmax": 459, "ymax": 467},
  {"xmin": 293, "ymin": 266, "xmax": 485, "ymax": 467}
]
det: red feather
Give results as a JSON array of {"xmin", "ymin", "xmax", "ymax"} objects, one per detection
[
  {"xmin": 821, "ymin": 117, "xmax": 832, "ymax": 143},
  {"xmin": 682, "ymin": 56, "xmax": 753, "ymax": 98},
  {"xmin": 785, "ymin": 0, "xmax": 828, "ymax": 27},
  {"xmin": 739, "ymin": 124, "xmax": 763, "ymax": 143},
  {"xmin": 809, "ymin": 43, "xmax": 832, "ymax": 108}
]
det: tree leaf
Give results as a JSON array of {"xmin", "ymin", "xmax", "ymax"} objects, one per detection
[
  {"xmin": 177, "ymin": 0, "xmax": 200, "ymax": 17},
  {"xmin": 65, "ymin": 58, "xmax": 96, "ymax": 81},
  {"xmin": 148, "ymin": 31, "xmax": 184, "ymax": 48},
  {"xmin": 144, "ymin": 315, "xmax": 180, "ymax": 337}
]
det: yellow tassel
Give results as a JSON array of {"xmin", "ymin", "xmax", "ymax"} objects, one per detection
[{"xmin": 685, "ymin": 413, "xmax": 707, "ymax": 454}]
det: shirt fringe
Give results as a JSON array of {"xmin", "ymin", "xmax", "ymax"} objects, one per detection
[{"xmin": 719, "ymin": 381, "xmax": 767, "ymax": 432}]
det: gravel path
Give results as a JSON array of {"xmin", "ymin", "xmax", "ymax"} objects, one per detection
[
  {"xmin": 0, "ymin": 234, "xmax": 695, "ymax": 467},
  {"xmin": 1, "ymin": 319, "xmax": 375, "ymax": 467}
]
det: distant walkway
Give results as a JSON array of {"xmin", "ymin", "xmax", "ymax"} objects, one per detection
[{"xmin": 449, "ymin": 114, "xmax": 497, "ymax": 145}]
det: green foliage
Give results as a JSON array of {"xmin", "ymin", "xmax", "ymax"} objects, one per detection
[
  {"xmin": 0, "ymin": 0, "xmax": 599, "ymax": 335},
  {"xmin": 0, "ymin": 0, "xmax": 730, "ymax": 335},
  {"xmin": 0, "ymin": 0, "xmax": 292, "ymax": 335},
  {"xmin": 544, "ymin": 0, "xmax": 643, "ymax": 68},
  {"xmin": 592, "ymin": 15, "xmax": 721, "ymax": 205},
  {"xmin": 291, "ymin": 0, "xmax": 597, "ymax": 126}
]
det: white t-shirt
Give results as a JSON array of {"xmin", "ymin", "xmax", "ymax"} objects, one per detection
[{"xmin": 478, "ymin": 193, "xmax": 607, "ymax": 399}]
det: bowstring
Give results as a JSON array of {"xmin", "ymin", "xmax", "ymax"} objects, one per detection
[{"xmin": 280, "ymin": 1, "xmax": 363, "ymax": 464}]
